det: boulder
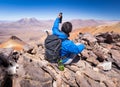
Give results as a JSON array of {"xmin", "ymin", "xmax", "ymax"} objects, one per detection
[
  {"xmin": 75, "ymin": 71, "xmax": 91, "ymax": 87},
  {"xmin": 23, "ymin": 45, "xmax": 34, "ymax": 54},
  {"xmin": 109, "ymin": 49, "xmax": 120, "ymax": 68},
  {"xmin": 97, "ymin": 62, "xmax": 112, "ymax": 71},
  {"xmin": 81, "ymin": 33, "xmax": 97, "ymax": 46},
  {"xmin": 116, "ymin": 42, "xmax": 120, "ymax": 47},
  {"xmin": 0, "ymin": 48, "xmax": 14, "ymax": 58}
]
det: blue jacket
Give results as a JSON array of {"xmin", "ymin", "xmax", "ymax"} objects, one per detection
[{"xmin": 52, "ymin": 18, "xmax": 85, "ymax": 61}]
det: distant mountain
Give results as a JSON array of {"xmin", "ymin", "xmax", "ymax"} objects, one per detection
[
  {"xmin": 70, "ymin": 22, "xmax": 120, "ymax": 40},
  {"xmin": 16, "ymin": 18, "xmax": 40, "ymax": 25},
  {"xmin": 0, "ymin": 18, "xmax": 48, "ymax": 30},
  {"xmin": 70, "ymin": 19, "xmax": 119, "ymax": 29},
  {"xmin": 0, "ymin": 18, "xmax": 119, "ymax": 30}
]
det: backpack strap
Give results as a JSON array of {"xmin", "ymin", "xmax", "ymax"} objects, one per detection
[{"xmin": 54, "ymin": 39, "xmax": 61, "ymax": 52}]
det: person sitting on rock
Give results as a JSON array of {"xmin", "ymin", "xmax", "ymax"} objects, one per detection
[{"xmin": 52, "ymin": 13, "xmax": 85, "ymax": 64}]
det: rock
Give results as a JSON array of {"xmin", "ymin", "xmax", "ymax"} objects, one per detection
[
  {"xmin": 86, "ymin": 76, "xmax": 101, "ymax": 87},
  {"xmin": 85, "ymin": 45, "xmax": 93, "ymax": 50},
  {"xmin": 53, "ymin": 81, "xmax": 57, "ymax": 87},
  {"xmin": 82, "ymin": 33, "xmax": 97, "ymax": 43},
  {"xmin": 86, "ymin": 51, "xmax": 99, "ymax": 66},
  {"xmin": 0, "ymin": 48, "xmax": 13, "ymax": 58},
  {"xmin": 23, "ymin": 45, "xmax": 34, "ymax": 54},
  {"xmin": 13, "ymin": 77, "xmax": 21, "ymax": 87},
  {"xmin": 96, "ymin": 36, "xmax": 105, "ymax": 43},
  {"xmin": 0, "ymin": 68, "xmax": 6, "ymax": 83},
  {"xmin": 0, "ymin": 48, "xmax": 15, "ymax": 67},
  {"xmin": 73, "ymin": 60, "xmax": 87, "ymax": 70},
  {"xmin": 103, "ymin": 80, "xmax": 115, "ymax": 87},
  {"xmin": 83, "ymin": 68, "xmax": 102, "ymax": 81},
  {"xmin": 17, "ymin": 56, "xmax": 53, "ymax": 87},
  {"xmin": 95, "ymin": 32, "xmax": 120, "ymax": 44},
  {"xmin": 6, "ymin": 62, "xmax": 19, "ymax": 75},
  {"xmin": 93, "ymin": 67, "xmax": 99, "ymax": 72},
  {"xmin": 109, "ymin": 49, "xmax": 120, "ymax": 68},
  {"xmin": 92, "ymin": 43, "xmax": 110, "ymax": 62},
  {"xmin": 105, "ymin": 32, "xmax": 113, "ymax": 43},
  {"xmin": 97, "ymin": 62, "xmax": 112, "ymax": 71},
  {"xmin": 88, "ymin": 51, "xmax": 98, "ymax": 58},
  {"xmin": 86, "ymin": 57, "xmax": 99, "ymax": 66},
  {"xmin": 1, "ymin": 75, "xmax": 13, "ymax": 87},
  {"xmin": 75, "ymin": 71, "xmax": 91, "ymax": 87},
  {"xmin": 111, "ymin": 45, "xmax": 120, "ymax": 50},
  {"xmin": 100, "ymin": 43, "xmax": 113, "ymax": 50},
  {"xmin": 63, "ymin": 68, "xmax": 78, "ymax": 87},
  {"xmin": 65, "ymin": 65, "xmax": 80, "ymax": 72},
  {"xmin": 81, "ymin": 49, "xmax": 89, "ymax": 59},
  {"xmin": 112, "ymin": 32, "xmax": 120, "ymax": 42},
  {"xmin": 94, "ymin": 43, "xmax": 110, "ymax": 54},
  {"xmin": 93, "ymin": 50, "xmax": 106, "ymax": 62},
  {"xmin": 20, "ymin": 80, "xmax": 33, "ymax": 87},
  {"xmin": 116, "ymin": 42, "xmax": 120, "ymax": 47},
  {"xmin": 81, "ymin": 33, "xmax": 97, "ymax": 46},
  {"xmin": 31, "ymin": 47, "xmax": 37, "ymax": 54}
]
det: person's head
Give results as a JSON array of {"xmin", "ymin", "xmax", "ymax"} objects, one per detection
[{"xmin": 61, "ymin": 22, "xmax": 72, "ymax": 37}]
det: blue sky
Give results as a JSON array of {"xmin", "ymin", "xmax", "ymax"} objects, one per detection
[{"xmin": 0, "ymin": 0, "xmax": 120, "ymax": 20}]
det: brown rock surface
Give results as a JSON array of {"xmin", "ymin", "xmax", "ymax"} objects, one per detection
[{"xmin": 0, "ymin": 32, "xmax": 120, "ymax": 87}]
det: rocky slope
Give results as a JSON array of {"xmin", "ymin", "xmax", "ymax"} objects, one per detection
[
  {"xmin": 0, "ymin": 32, "xmax": 120, "ymax": 87},
  {"xmin": 0, "ymin": 36, "xmax": 27, "ymax": 51}
]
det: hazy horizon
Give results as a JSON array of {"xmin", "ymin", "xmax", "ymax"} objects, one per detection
[{"xmin": 0, "ymin": 17, "xmax": 120, "ymax": 22}]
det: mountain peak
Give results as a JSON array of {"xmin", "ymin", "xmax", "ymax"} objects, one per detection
[
  {"xmin": 0, "ymin": 36, "xmax": 26, "ymax": 50},
  {"xmin": 17, "ymin": 17, "xmax": 39, "ymax": 24},
  {"xmin": 10, "ymin": 36, "xmax": 23, "ymax": 41}
]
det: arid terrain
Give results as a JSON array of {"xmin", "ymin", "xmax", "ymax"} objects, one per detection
[
  {"xmin": 0, "ymin": 18, "xmax": 51, "ymax": 43},
  {"xmin": 70, "ymin": 22, "xmax": 120, "ymax": 40},
  {"xmin": 0, "ymin": 31, "xmax": 120, "ymax": 87},
  {"xmin": 0, "ymin": 18, "xmax": 120, "ymax": 87},
  {"xmin": 0, "ymin": 18, "xmax": 119, "ymax": 43}
]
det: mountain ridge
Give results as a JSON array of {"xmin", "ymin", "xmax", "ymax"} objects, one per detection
[{"xmin": 0, "ymin": 18, "xmax": 119, "ymax": 29}]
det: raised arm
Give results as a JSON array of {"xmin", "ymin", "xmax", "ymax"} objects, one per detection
[
  {"xmin": 52, "ymin": 18, "xmax": 60, "ymax": 34},
  {"xmin": 52, "ymin": 17, "xmax": 60, "ymax": 35},
  {"xmin": 52, "ymin": 13, "xmax": 62, "ymax": 35},
  {"xmin": 52, "ymin": 13, "xmax": 67, "ymax": 39}
]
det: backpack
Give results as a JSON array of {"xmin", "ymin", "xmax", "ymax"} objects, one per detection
[{"xmin": 44, "ymin": 32, "xmax": 62, "ymax": 62}]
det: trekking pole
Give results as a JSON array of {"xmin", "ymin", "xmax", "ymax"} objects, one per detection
[{"xmin": 45, "ymin": 31, "xmax": 49, "ymax": 36}]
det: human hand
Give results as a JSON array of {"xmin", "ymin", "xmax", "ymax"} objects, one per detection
[
  {"xmin": 58, "ymin": 12, "xmax": 62, "ymax": 23},
  {"xmin": 58, "ymin": 12, "xmax": 62, "ymax": 18}
]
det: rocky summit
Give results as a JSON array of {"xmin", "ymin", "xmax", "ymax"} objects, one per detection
[{"xmin": 0, "ymin": 31, "xmax": 120, "ymax": 87}]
